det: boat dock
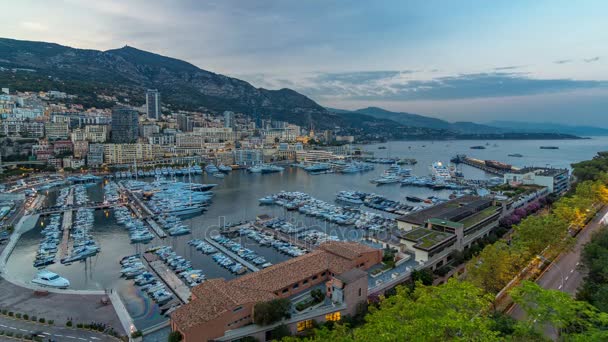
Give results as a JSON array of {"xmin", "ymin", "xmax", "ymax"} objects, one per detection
[
  {"xmin": 146, "ymin": 218, "xmax": 167, "ymax": 238},
  {"xmin": 143, "ymin": 253, "xmax": 191, "ymax": 303},
  {"xmin": 204, "ymin": 237, "xmax": 260, "ymax": 272},
  {"xmin": 252, "ymin": 222, "xmax": 312, "ymax": 251},
  {"xmin": 119, "ymin": 184, "xmax": 154, "ymax": 217},
  {"xmin": 58, "ymin": 189, "xmax": 74, "ymax": 259},
  {"xmin": 451, "ymin": 155, "xmax": 510, "ymax": 175}
]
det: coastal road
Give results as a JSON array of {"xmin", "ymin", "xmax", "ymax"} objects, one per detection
[
  {"xmin": 509, "ymin": 205, "xmax": 608, "ymax": 320},
  {"xmin": 0, "ymin": 315, "xmax": 116, "ymax": 341}
]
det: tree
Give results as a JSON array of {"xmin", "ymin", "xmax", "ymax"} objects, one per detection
[
  {"xmin": 577, "ymin": 228, "xmax": 608, "ymax": 312},
  {"xmin": 511, "ymin": 281, "xmax": 608, "ymax": 339},
  {"xmin": 513, "ymin": 213, "xmax": 572, "ymax": 257},
  {"xmin": 353, "ymin": 279, "xmax": 499, "ymax": 341},
  {"xmin": 168, "ymin": 331, "xmax": 182, "ymax": 342},
  {"xmin": 254, "ymin": 298, "xmax": 291, "ymax": 326},
  {"xmin": 410, "ymin": 269, "xmax": 434, "ymax": 286},
  {"xmin": 466, "ymin": 241, "xmax": 525, "ymax": 295}
]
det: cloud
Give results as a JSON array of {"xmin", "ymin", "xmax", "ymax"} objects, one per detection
[
  {"xmin": 19, "ymin": 21, "xmax": 48, "ymax": 32},
  {"xmin": 494, "ymin": 65, "xmax": 523, "ymax": 70},
  {"xmin": 584, "ymin": 56, "xmax": 600, "ymax": 63},
  {"xmin": 554, "ymin": 59, "xmax": 572, "ymax": 64},
  {"xmin": 280, "ymin": 71, "xmax": 608, "ymax": 102}
]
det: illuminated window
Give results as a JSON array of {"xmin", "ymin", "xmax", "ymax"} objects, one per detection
[
  {"xmin": 296, "ymin": 319, "xmax": 314, "ymax": 332},
  {"xmin": 325, "ymin": 312, "xmax": 341, "ymax": 322}
]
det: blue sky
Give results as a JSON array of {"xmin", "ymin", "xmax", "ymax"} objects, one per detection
[{"xmin": 2, "ymin": 0, "xmax": 608, "ymax": 125}]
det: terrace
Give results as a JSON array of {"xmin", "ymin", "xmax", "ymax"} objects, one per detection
[
  {"xmin": 401, "ymin": 227, "xmax": 455, "ymax": 251},
  {"xmin": 458, "ymin": 206, "xmax": 501, "ymax": 229}
]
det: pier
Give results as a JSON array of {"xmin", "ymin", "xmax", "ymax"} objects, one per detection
[
  {"xmin": 143, "ymin": 253, "xmax": 191, "ymax": 303},
  {"xmin": 252, "ymin": 222, "xmax": 312, "ymax": 251},
  {"xmin": 146, "ymin": 218, "xmax": 167, "ymax": 238},
  {"xmin": 451, "ymin": 155, "xmax": 510, "ymax": 175},
  {"xmin": 58, "ymin": 188, "xmax": 74, "ymax": 259},
  {"xmin": 204, "ymin": 237, "xmax": 260, "ymax": 272}
]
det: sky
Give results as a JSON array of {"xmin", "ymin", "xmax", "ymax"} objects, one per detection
[{"xmin": 2, "ymin": 0, "xmax": 608, "ymax": 126}]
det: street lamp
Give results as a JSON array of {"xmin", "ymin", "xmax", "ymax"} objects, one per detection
[{"xmin": 538, "ymin": 255, "xmax": 564, "ymax": 289}]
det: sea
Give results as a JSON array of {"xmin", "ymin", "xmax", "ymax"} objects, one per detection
[{"xmin": 6, "ymin": 137, "xmax": 608, "ymax": 329}]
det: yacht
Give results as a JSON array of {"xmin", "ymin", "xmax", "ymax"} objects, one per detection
[
  {"xmin": 205, "ymin": 164, "xmax": 219, "ymax": 174},
  {"xmin": 260, "ymin": 165, "xmax": 284, "ymax": 173},
  {"xmin": 212, "ymin": 172, "xmax": 225, "ymax": 179},
  {"xmin": 32, "ymin": 270, "xmax": 70, "ymax": 289},
  {"xmin": 258, "ymin": 196, "xmax": 275, "ymax": 205},
  {"xmin": 218, "ymin": 164, "xmax": 233, "ymax": 173},
  {"xmin": 304, "ymin": 163, "xmax": 331, "ymax": 173},
  {"xmin": 430, "ymin": 161, "xmax": 451, "ymax": 181},
  {"xmin": 336, "ymin": 191, "xmax": 364, "ymax": 204},
  {"xmin": 247, "ymin": 165, "xmax": 263, "ymax": 173}
]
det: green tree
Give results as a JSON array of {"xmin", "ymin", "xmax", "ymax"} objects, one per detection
[
  {"xmin": 466, "ymin": 241, "xmax": 525, "ymax": 295},
  {"xmin": 254, "ymin": 298, "xmax": 291, "ymax": 326},
  {"xmin": 168, "ymin": 331, "xmax": 182, "ymax": 342}
]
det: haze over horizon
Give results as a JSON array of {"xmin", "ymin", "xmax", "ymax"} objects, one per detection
[{"xmin": 2, "ymin": 0, "xmax": 607, "ymax": 126}]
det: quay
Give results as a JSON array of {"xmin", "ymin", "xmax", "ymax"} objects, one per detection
[
  {"xmin": 36, "ymin": 202, "xmax": 115, "ymax": 216},
  {"xmin": 58, "ymin": 188, "xmax": 74, "ymax": 259},
  {"xmin": 451, "ymin": 154, "xmax": 510, "ymax": 175},
  {"xmin": 252, "ymin": 221, "xmax": 312, "ymax": 251},
  {"xmin": 204, "ymin": 237, "xmax": 260, "ymax": 272},
  {"xmin": 146, "ymin": 218, "xmax": 167, "ymax": 238},
  {"xmin": 143, "ymin": 253, "xmax": 191, "ymax": 303}
]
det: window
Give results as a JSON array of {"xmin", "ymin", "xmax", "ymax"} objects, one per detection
[
  {"xmin": 282, "ymin": 288, "xmax": 289, "ymax": 293},
  {"xmin": 325, "ymin": 312, "xmax": 341, "ymax": 322},
  {"xmin": 321, "ymin": 272, "xmax": 326, "ymax": 276},
  {"xmin": 293, "ymin": 283, "xmax": 299, "ymax": 289},
  {"xmin": 233, "ymin": 306, "xmax": 243, "ymax": 313},
  {"xmin": 312, "ymin": 275, "xmax": 318, "ymax": 280},
  {"xmin": 358, "ymin": 288, "xmax": 362, "ymax": 297},
  {"xmin": 303, "ymin": 279, "xmax": 308, "ymax": 285},
  {"xmin": 297, "ymin": 319, "xmax": 314, "ymax": 332}
]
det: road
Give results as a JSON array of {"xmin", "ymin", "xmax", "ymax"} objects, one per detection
[
  {"xmin": 0, "ymin": 315, "xmax": 115, "ymax": 341},
  {"xmin": 509, "ymin": 205, "xmax": 608, "ymax": 320}
]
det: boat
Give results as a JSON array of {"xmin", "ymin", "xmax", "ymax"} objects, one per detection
[
  {"xmin": 205, "ymin": 164, "xmax": 219, "ymax": 174},
  {"xmin": 540, "ymin": 146, "xmax": 559, "ymax": 149},
  {"xmin": 405, "ymin": 196, "xmax": 424, "ymax": 203},
  {"xmin": 336, "ymin": 191, "xmax": 363, "ymax": 205},
  {"xmin": 260, "ymin": 165, "xmax": 284, "ymax": 173},
  {"xmin": 373, "ymin": 175, "xmax": 401, "ymax": 184},
  {"xmin": 218, "ymin": 164, "xmax": 232, "ymax": 173},
  {"xmin": 258, "ymin": 196, "xmax": 275, "ymax": 205},
  {"xmin": 378, "ymin": 146, "xmax": 387, "ymax": 150},
  {"xmin": 32, "ymin": 270, "xmax": 70, "ymax": 289},
  {"xmin": 212, "ymin": 172, "xmax": 225, "ymax": 179},
  {"xmin": 508, "ymin": 153, "xmax": 523, "ymax": 157},
  {"xmin": 397, "ymin": 158, "xmax": 417, "ymax": 165},
  {"xmin": 304, "ymin": 163, "xmax": 331, "ymax": 172},
  {"xmin": 430, "ymin": 161, "xmax": 451, "ymax": 180},
  {"xmin": 470, "ymin": 146, "xmax": 486, "ymax": 149},
  {"xmin": 247, "ymin": 165, "xmax": 263, "ymax": 173}
]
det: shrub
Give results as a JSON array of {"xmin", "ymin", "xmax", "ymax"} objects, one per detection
[
  {"xmin": 310, "ymin": 289, "xmax": 325, "ymax": 303},
  {"xmin": 48, "ymin": 320, "xmax": 54, "ymax": 325},
  {"xmin": 168, "ymin": 331, "xmax": 183, "ymax": 342},
  {"xmin": 77, "ymin": 323, "xmax": 83, "ymax": 328},
  {"xmin": 131, "ymin": 330, "xmax": 143, "ymax": 338},
  {"xmin": 0, "ymin": 330, "xmax": 4, "ymax": 335},
  {"xmin": 23, "ymin": 314, "xmax": 28, "ymax": 320},
  {"xmin": 16, "ymin": 333, "xmax": 22, "ymax": 339},
  {"xmin": 1, "ymin": 309, "xmax": 6, "ymax": 315},
  {"xmin": 253, "ymin": 298, "xmax": 291, "ymax": 325},
  {"xmin": 6, "ymin": 331, "xmax": 13, "ymax": 337},
  {"xmin": 270, "ymin": 324, "xmax": 291, "ymax": 340},
  {"xmin": 15, "ymin": 313, "xmax": 21, "ymax": 319},
  {"xmin": 8, "ymin": 312, "xmax": 13, "ymax": 317},
  {"xmin": 39, "ymin": 318, "xmax": 45, "ymax": 323},
  {"xmin": 66, "ymin": 320, "xmax": 72, "ymax": 327},
  {"xmin": 31, "ymin": 315, "xmax": 36, "ymax": 321}
]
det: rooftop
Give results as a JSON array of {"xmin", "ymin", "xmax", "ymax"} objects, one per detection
[
  {"xmin": 335, "ymin": 268, "xmax": 367, "ymax": 285},
  {"xmin": 399, "ymin": 227, "xmax": 456, "ymax": 250},
  {"xmin": 508, "ymin": 167, "xmax": 568, "ymax": 177},
  {"xmin": 427, "ymin": 218, "xmax": 464, "ymax": 230},
  {"xmin": 396, "ymin": 195, "xmax": 488, "ymax": 225},
  {"xmin": 458, "ymin": 206, "xmax": 500, "ymax": 228}
]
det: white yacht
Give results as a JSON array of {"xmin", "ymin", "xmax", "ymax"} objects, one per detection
[{"xmin": 32, "ymin": 270, "xmax": 70, "ymax": 289}]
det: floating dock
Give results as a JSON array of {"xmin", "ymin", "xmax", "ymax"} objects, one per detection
[
  {"xmin": 451, "ymin": 155, "xmax": 511, "ymax": 175},
  {"xmin": 204, "ymin": 237, "xmax": 260, "ymax": 272},
  {"xmin": 252, "ymin": 222, "xmax": 312, "ymax": 251},
  {"xmin": 58, "ymin": 189, "xmax": 74, "ymax": 259},
  {"xmin": 143, "ymin": 253, "xmax": 191, "ymax": 303},
  {"xmin": 146, "ymin": 218, "xmax": 167, "ymax": 239}
]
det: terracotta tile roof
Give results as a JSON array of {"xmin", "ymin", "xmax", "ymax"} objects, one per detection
[
  {"xmin": 172, "ymin": 279, "xmax": 276, "ymax": 331},
  {"xmin": 319, "ymin": 241, "xmax": 378, "ymax": 260}
]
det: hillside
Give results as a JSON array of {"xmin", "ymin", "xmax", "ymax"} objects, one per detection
[
  {"xmin": 341, "ymin": 107, "xmax": 504, "ymax": 134},
  {"xmin": 489, "ymin": 121, "xmax": 608, "ymax": 136}
]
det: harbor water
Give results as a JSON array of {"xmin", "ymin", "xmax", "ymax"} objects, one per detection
[{"xmin": 5, "ymin": 137, "xmax": 608, "ymax": 329}]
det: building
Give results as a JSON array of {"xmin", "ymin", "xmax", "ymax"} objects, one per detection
[
  {"xmin": 1, "ymin": 120, "xmax": 44, "ymax": 137},
  {"xmin": 233, "ymin": 149, "xmax": 263, "ymax": 166},
  {"xmin": 84, "ymin": 125, "xmax": 109, "ymax": 143},
  {"xmin": 87, "ymin": 144, "xmax": 104, "ymax": 167},
  {"xmin": 171, "ymin": 241, "xmax": 381, "ymax": 342},
  {"xmin": 103, "ymin": 143, "xmax": 153, "ymax": 164},
  {"xmin": 52, "ymin": 140, "xmax": 74, "ymax": 155},
  {"xmin": 111, "ymin": 107, "xmax": 139, "ymax": 143},
  {"xmin": 140, "ymin": 123, "xmax": 160, "ymax": 138},
  {"xmin": 295, "ymin": 149, "xmax": 339, "ymax": 162},
  {"xmin": 193, "ymin": 127, "xmax": 234, "ymax": 143},
  {"xmin": 146, "ymin": 89, "xmax": 161, "ymax": 120},
  {"xmin": 175, "ymin": 113, "xmax": 194, "ymax": 132},
  {"xmin": 503, "ymin": 167, "xmax": 569, "ymax": 194},
  {"xmin": 335, "ymin": 135, "xmax": 355, "ymax": 143},
  {"xmin": 44, "ymin": 122, "xmax": 70, "ymax": 140},
  {"xmin": 223, "ymin": 111, "xmax": 234, "ymax": 129},
  {"xmin": 393, "ymin": 196, "xmax": 502, "ymax": 263},
  {"xmin": 73, "ymin": 140, "xmax": 89, "ymax": 159}
]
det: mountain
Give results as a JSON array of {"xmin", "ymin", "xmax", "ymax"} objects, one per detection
[
  {"xmin": 334, "ymin": 107, "xmax": 504, "ymax": 134},
  {"xmin": 489, "ymin": 121, "xmax": 608, "ymax": 136},
  {"xmin": 0, "ymin": 38, "xmax": 334, "ymax": 128}
]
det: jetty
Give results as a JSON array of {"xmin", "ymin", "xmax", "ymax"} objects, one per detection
[
  {"xmin": 143, "ymin": 253, "xmax": 191, "ymax": 303},
  {"xmin": 204, "ymin": 237, "xmax": 260, "ymax": 272},
  {"xmin": 146, "ymin": 218, "xmax": 167, "ymax": 238},
  {"xmin": 451, "ymin": 155, "xmax": 512, "ymax": 175},
  {"xmin": 58, "ymin": 188, "xmax": 74, "ymax": 259}
]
